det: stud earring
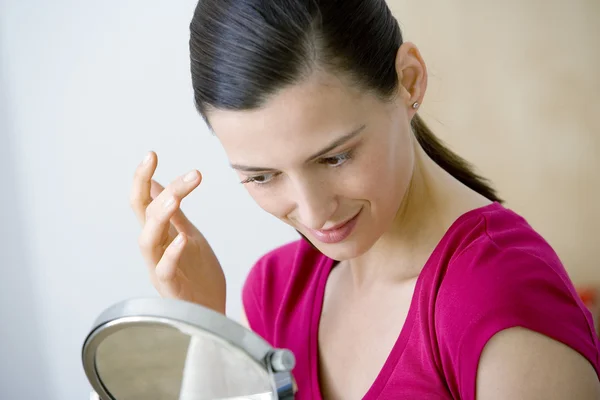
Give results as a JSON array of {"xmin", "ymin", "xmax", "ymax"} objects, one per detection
[{"xmin": 412, "ymin": 102, "xmax": 420, "ymax": 109}]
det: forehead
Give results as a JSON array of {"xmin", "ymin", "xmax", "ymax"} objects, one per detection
[{"xmin": 208, "ymin": 72, "xmax": 376, "ymax": 167}]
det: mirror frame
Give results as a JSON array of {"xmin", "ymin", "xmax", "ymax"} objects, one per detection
[{"xmin": 82, "ymin": 298, "xmax": 295, "ymax": 400}]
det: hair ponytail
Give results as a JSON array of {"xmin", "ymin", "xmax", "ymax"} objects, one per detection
[{"xmin": 411, "ymin": 114, "xmax": 502, "ymax": 203}]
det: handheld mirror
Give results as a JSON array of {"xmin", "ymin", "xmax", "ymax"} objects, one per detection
[{"xmin": 81, "ymin": 298, "xmax": 295, "ymax": 400}]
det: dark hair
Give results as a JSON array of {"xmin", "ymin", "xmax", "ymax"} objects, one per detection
[{"xmin": 188, "ymin": 0, "xmax": 502, "ymax": 203}]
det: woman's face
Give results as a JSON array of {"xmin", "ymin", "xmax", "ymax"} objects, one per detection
[{"xmin": 209, "ymin": 71, "xmax": 416, "ymax": 260}]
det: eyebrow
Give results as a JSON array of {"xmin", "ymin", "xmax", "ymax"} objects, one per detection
[{"xmin": 230, "ymin": 125, "xmax": 366, "ymax": 173}]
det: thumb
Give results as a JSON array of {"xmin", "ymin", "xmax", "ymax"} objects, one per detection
[{"xmin": 151, "ymin": 179, "xmax": 195, "ymax": 234}]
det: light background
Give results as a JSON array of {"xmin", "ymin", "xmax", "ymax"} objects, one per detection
[{"xmin": 0, "ymin": 1, "xmax": 598, "ymax": 398}]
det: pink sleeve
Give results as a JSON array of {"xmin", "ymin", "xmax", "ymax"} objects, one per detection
[
  {"xmin": 242, "ymin": 242, "xmax": 298, "ymax": 344},
  {"xmin": 242, "ymin": 256, "xmax": 271, "ymax": 342},
  {"xmin": 436, "ymin": 238, "xmax": 600, "ymax": 400}
]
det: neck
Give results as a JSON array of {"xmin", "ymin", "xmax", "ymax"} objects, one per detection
[{"xmin": 345, "ymin": 139, "xmax": 491, "ymax": 288}]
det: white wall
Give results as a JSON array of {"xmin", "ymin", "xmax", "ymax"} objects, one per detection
[{"xmin": 0, "ymin": 1, "xmax": 297, "ymax": 399}]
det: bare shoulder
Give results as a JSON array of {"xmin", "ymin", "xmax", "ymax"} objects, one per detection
[{"xmin": 477, "ymin": 327, "xmax": 600, "ymax": 400}]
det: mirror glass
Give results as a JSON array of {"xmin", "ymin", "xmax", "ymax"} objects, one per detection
[{"xmin": 94, "ymin": 321, "xmax": 274, "ymax": 400}]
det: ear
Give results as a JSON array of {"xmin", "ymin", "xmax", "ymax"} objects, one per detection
[{"xmin": 394, "ymin": 42, "xmax": 428, "ymax": 117}]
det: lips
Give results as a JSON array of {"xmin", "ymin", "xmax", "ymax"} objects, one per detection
[
  {"xmin": 306, "ymin": 209, "xmax": 362, "ymax": 244},
  {"xmin": 319, "ymin": 215, "xmax": 357, "ymax": 231}
]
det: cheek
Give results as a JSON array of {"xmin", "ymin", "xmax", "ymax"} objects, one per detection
[
  {"xmin": 246, "ymin": 187, "xmax": 292, "ymax": 219},
  {"xmin": 374, "ymin": 124, "xmax": 414, "ymax": 200},
  {"xmin": 343, "ymin": 137, "xmax": 413, "ymax": 207}
]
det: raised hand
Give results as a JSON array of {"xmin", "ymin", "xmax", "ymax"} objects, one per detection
[{"xmin": 130, "ymin": 151, "xmax": 226, "ymax": 314}]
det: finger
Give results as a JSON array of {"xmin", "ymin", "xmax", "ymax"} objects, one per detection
[
  {"xmin": 155, "ymin": 233, "xmax": 187, "ymax": 285},
  {"xmin": 151, "ymin": 179, "xmax": 196, "ymax": 234},
  {"xmin": 130, "ymin": 151, "xmax": 158, "ymax": 225},
  {"xmin": 140, "ymin": 169, "xmax": 201, "ymax": 263},
  {"xmin": 145, "ymin": 170, "xmax": 202, "ymax": 233},
  {"xmin": 138, "ymin": 194, "xmax": 181, "ymax": 265},
  {"xmin": 150, "ymin": 179, "xmax": 164, "ymax": 199}
]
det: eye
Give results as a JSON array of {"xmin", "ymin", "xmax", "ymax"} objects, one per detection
[
  {"xmin": 320, "ymin": 151, "xmax": 353, "ymax": 167},
  {"xmin": 241, "ymin": 172, "xmax": 279, "ymax": 186}
]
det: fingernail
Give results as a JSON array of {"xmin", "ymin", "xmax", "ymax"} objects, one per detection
[
  {"xmin": 142, "ymin": 152, "xmax": 152, "ymax": 165},
  {"xmin": 183, "ymin": 170, "xmax": 197, "ymax": 182},
  {"xmin": 163, "ymin": 197, "xmax": 175, "ymax": 209},
  {"xmin": 173, "ymin": 234, "xmax": 184, "ymax": 246}
]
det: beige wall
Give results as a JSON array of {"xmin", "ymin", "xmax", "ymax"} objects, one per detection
[{"xmin": 387, "ymin": 0, "xmax": 600, "ymax": 284}]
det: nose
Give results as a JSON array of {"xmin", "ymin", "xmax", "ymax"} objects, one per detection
[{"xmin": 291, "ymin": 178, "xmax": 337, "ymax": 230}]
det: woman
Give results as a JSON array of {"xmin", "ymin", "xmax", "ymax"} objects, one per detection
[{"xmin": 130, "ymin": 0, "xmax": 600, "ymax": 398}]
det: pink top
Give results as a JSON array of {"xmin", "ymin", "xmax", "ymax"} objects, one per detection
[{"xmin": 242, "ymin": 202, "xmax": 600, "ymax": 399}]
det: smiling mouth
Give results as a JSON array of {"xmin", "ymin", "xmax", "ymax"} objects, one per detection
[
  {"xmin": 304, "ymin": 208, "xmax": 363, "ymax": 244},
  {"xmin": 317, "ymin": 210, "xmax": 362, "ymax": 232}
]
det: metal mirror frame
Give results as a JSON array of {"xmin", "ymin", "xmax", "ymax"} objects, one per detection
[{"xmin": 82, "ymin": 298, "xmax": 295, "ymax": 400}]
